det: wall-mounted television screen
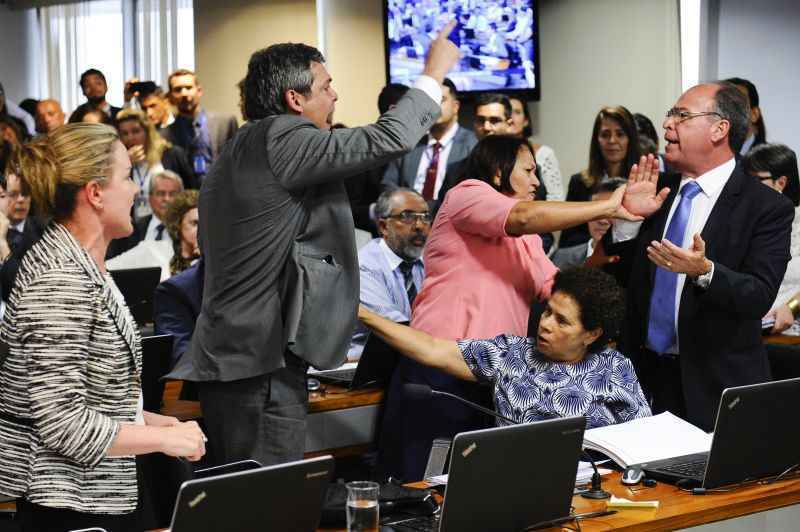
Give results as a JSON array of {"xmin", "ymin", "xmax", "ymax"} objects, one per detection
[{"xmin": 384, "ymin": 0, "xmax": 540, "ymax": 99}]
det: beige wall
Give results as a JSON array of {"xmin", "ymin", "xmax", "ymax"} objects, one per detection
[
  {"xmin": 319, "ymin": 0, "xmax": 386, "ymax": 127},
  {"xmin": 193, "ymin": 0, "xmax": 318, "ymax": 121},
  {"xmin": 529, "ymin": 0, "xmax": 681, "ymax": 181}
]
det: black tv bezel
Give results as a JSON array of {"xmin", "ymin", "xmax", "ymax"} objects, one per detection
[{"xmin": 382, "ymin": 0, "xmax": 541, "ymax": 102}]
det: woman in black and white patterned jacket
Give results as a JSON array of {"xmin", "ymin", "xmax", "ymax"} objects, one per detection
[{"xmin": 0, "ymin": 123, "xmax": 206, "ymax": 532}]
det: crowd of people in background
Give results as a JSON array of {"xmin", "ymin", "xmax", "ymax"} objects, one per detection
[{"xmin": 0, "ymin": 25, "xmax": 799, "ymax": 529}]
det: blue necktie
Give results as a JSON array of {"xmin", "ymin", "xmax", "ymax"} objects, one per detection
[{"xmin": 646, "ymin": 180, "xmax": 702, "ymax": 354}]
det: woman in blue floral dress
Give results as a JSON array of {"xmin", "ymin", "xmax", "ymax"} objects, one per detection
[{"xmin": 359, "ymin": 267, "xmax": 651, "ymax": 428}]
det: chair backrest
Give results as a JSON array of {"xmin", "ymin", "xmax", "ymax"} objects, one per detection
[{"xmin": 141, "ymin": 334, "xmax": 174, "ymax": 411}]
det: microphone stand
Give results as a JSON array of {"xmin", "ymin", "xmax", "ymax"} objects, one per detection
[{"xmin": 411, "ymin": 383, "xmax": 611, "ymax": 500}]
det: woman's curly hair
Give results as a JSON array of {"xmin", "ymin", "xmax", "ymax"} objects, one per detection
[
  {"xmin": 164, "ymin": 189, "xmax": 199, "ymax": 274},
  {"xmin": 552, "ymin": 266, "xmax": 625, "ymax": 353}
]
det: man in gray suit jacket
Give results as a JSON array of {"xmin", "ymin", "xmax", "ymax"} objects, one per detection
[
  {"xmin": 381, "ymin": 78, "xmax": 477, "ymax": 211},
  {"xmin": 162, "ymin": 69, "xmax": 238, "ymax": 183},
  {"xmin": 169, "ymin": 24, "xmax": 460, "ymax": 467}
]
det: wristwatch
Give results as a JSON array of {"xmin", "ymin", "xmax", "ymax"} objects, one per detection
[{"xmin": 693, "ymin": 260, "xmax": 714, "ymax": 289}]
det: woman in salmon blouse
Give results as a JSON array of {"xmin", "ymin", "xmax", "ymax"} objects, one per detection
[{"xmin": 379, "ymin": 135, "xmax": 644, "ymax": 481}]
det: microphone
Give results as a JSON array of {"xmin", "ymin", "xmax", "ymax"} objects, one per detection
[{"xmin": 403, "ymin": 383, "xmax": 610, "ymax": 500}]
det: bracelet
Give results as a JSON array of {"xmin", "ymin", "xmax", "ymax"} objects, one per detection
[{"xmin": 787, "ymin": 299, "xmax": 800, "ymax": 317}]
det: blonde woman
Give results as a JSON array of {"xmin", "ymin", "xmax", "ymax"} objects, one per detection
[
  {"xmin": 165, "ymin": 189, "xmax": 200, "ymax": 275},
  {"xmin": 116, "ymin": 109, "xmax": 196, "ymax": 220},
  {"xmin": 0, "ymin": 123, "xmax": 205, "ymax": 531}
]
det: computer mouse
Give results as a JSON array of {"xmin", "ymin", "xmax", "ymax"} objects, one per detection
[
  {"xmin": 307, "ymin": 378, "xmax": 322, "ymax": 392},
  {"xmin": 621, "ymin": 466, "xmax": 645, "ymax": 486}
]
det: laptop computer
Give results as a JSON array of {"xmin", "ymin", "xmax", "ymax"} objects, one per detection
[
  {"xmin": 168, "ymin": 455, "xmax": 334, "ymax": 532},
  {"xmin": 641, "ymin": 377, "xmax": 800, "ymax": 488},
  {"xmin": 312, "ymin": 326, "xmax": 404, "ymax": 389},
  {"xmin": 109, "ymin": 266, "xmax": 161, "ymax": 326},
  {"xmin": 388, "ymin": 417, "xmax": 586, "ymax": 532}
]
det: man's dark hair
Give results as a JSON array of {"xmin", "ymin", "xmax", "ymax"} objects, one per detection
[
  {"xmin": 594, "ymin": 177, "xmax": 627, "ymax": 196},
  {"xmin": 244, "ymin": 43, "xmax": 325, "ymax": 120},
  {"xmin": 712, "ymin": 81, "xmax": 750, "ymax": 155},
  {"xmin": 552, "ymin": 267, "xmax": 625, "ymax": 352},
  {"xmin": 724, "ymin": 77, "xmax": 766, "ymax": 145},
  {"xmin": 474, "ymin": 92, "xmax": 512, "ymax": 119},
  {"xmin": 79, "ymin": 68, "xmax": 107, "ymax": 89},
  {"xmin": 633, "ymin": 113, "xmax": 658, "ymax": 148},
  {"xmin": 442, "ymin": 77, "xmax": 458, "ymax": 99},
  {"xmin": 377, "ymin": 83, "xmax": 409, "ymax": 115},
  {"xmin": 462, "ymin": 135, "xmax": 533, "ymax": 194},
  {"xmin": 19, "ymin": 98, "xmax": 39, "ymax": 118},
  {"xmin": 744, "ymin": 143, "xmax": 800, "ymax": 207}
]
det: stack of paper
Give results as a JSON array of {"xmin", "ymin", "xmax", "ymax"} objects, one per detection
[{"xmin": 583, "ymin": 412, "xmax": 712, "ymax": 467}]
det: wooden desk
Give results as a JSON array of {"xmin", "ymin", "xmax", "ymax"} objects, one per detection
[
  {"xmin": 160, "ymin": 381, "xmax": 385, "ymax": 457},
  {"xmin": 764, "ymin": 334, "xmax": 800, "ymax": 346}
]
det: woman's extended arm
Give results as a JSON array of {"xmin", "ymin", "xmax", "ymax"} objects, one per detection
[
  {"xmin": 358, "ymin": 305, "xmax": 476, "ymax": 382},
  {"xmin": 505, "ymin": 184, "xmax": 637, "ymax": 236},
  {"xmin": 107, "ymin": 420, "xmax": 206, "ymax": 461}
]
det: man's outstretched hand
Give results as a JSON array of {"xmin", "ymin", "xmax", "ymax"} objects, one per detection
[{"xmin": 622, "ymin": 154, "xmax": 670, "ymax": 218}]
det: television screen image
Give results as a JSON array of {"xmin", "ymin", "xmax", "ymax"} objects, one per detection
[{"xmin": 384, "ymin": 0, "xmax": 539, "ymax": 98}]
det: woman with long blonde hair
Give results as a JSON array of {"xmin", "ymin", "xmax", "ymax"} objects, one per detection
[
  {"xmin": 0, "ymin": 123, "xmax": 205, "ymax": 531},
  {"xmin": 116, "ymin": 109, "xmax": 196, "ymax": 220}
]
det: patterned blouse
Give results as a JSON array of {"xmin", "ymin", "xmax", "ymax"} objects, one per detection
[{"xmin": 458, "ymin": 334, "xmax": 651, "ymax": 428}]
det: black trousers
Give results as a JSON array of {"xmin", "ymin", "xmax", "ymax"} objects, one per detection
[
  {"xmin": 197, "ymin": 352, "xmax": 309, "ymax": 467},
  {"xmin": 16, "ymin": 499, "xmax": 142, "ymax": 532},
  {"xmin": 638, "ymin": 349, "xmax": 688, "ymax": 420}
]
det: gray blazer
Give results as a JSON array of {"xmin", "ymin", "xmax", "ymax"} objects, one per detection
[
  {"xmin": 163, "ymin": 110, "xmax": 239, "ymax": 160},
  {"xmin": 170, "ymin": 88, "xmax": 440, "ymax": 382},
  {"xmin": 381, "ymin": 125, "xmax": 478, "ymax": 192},
  {"xmin": 551, "ymin": 242, "xmax": 590, "ymax": 269}
]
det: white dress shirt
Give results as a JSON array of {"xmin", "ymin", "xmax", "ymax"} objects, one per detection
[
  {"xmin": 144, "ymin": 214, "xmax": 172, "ymax": 245},
  {"xmin": 413, "ymin": 123, "xmax": 460, "ymax": 198},
  {"xmin": 614, "ymin": 157, "xmax": 736, "ymax": 353}
]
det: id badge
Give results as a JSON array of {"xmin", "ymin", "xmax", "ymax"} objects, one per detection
[{"xmin": 193, "ymin": 154, "xmax": 208, "ymax": 174}]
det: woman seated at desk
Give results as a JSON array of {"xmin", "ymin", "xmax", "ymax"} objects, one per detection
[{"xmin": 360, "ymin": 267, "xmax": 651, "ymax": 427}]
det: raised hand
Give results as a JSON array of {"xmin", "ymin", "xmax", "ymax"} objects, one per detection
[
  {"xmin": 422, "ymin": 19, "xmax": 461, "ymax": 83},
  {"xmin": 622, "ymin": 155, "xmax": 670, "ymax": 218},
  {"xmin": 128, "ymin": 144, "xmax": 146, "ymax": 164},
  {"xmin": 608, "ymin": 184, "xmax": 643, "ymax": 222}
]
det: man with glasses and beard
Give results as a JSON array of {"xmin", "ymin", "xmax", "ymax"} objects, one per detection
[{"xmin": 348, "ymin": 189, "xmax": 432, "ymax": 360}]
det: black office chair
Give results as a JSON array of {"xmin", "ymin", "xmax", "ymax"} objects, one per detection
[{"xmin": 141, "ymin": 334, "xmax": 174, "ymax": 411}]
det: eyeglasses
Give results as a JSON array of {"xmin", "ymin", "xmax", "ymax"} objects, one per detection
[
  {"xmin": 665, "ymin": 108, "xmax": 725, "ymax": 123},
  {"xmin": 385, "ymin": 210, "xmax": 432, "ymax": 224}
]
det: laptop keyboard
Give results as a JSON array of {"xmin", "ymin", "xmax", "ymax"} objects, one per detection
[
  {"xmin": 315, "ymin": 368, "xmax": 357, "ymax": 383},
  {"xmin": 389, "ymin": 514, "xmax": 441, "ymax": 532},
  {"xmin": 659, "ymin": 457, "xmax": 708, "ymax": 478}
]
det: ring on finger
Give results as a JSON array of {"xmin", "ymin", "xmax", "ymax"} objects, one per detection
[{"xmin": 666, "ymin": 261, "xmax": 672, "ymax": 268}]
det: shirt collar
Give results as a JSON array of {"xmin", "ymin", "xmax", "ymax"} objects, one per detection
[
  {"xmin": 427, "ymin": 122, "xmax": 459, "ymax": 148},
  {"xmin": 11, "ymin": 219, "xmax": 25, "ymax": 233},
  {"xmin": 681, "ymin": 157, "xmax": 736, "ymax": 198},
  {"xmin": 378, "ymin": 238, "xmax": 421, "ymax": 272}
]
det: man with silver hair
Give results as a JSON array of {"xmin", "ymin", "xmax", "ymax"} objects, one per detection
[{"xmin": 349, "ymin": 188, "xmax": 431, "ymax": 359}]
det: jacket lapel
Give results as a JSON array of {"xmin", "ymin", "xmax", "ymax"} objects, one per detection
[
  {"xmin": 700, "ymin": 164, "xmax": 745, "ymax": 260},
  {"xmin": 404, "ymin": 140, "xmax": 427, "ymax": 187},
  {"xmin": 52, "ymin": 224, "xmax": 141, "ymax": 373}
]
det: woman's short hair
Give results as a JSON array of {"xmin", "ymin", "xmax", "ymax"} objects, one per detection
[
  {"xmin": 9, "ymin": 122, "xmax": 118, "ymax": 221},
  {"xmin": 115, "ymin": 108, "xmax": 169, "ymax": 166},
  {"xmin": 552, "ymin": 267, "xmax": 625, "ymax": 353},
  {"xmin": 584, "ymin": 106, "xmax": 641, "ymax": 189},
  {"xmin": 743, "ymin": 143, "xmax": 799, "ymax": 206},
  {"xmin": 165, "ymin": 189, "xmax": 199, "ymax": 274},
  {"xmin": 462, "ymin": 135, "xmax": 534, "ymax": 195}
]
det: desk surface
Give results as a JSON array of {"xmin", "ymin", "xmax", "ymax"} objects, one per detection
[
  {"xmin": 764, "ymin": 334, "xmax": 800, "ymax": 346},
  {"xmin": 160, "ymin": 381, "xmax": 384, "ymax": 420}
]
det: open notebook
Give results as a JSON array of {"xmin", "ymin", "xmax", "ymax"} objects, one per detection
[{"xmin": 583, "ymin": 412, "xmax": 712, "ymax": 467}]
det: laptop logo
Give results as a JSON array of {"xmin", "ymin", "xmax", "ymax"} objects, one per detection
[
  {"xmin": 461, "ymin": 442, "xmax": 477, "ymax": 458},
  {"xmin": 306, "ymin": 470, "xmax": 329, "ymax": 480},
  {"xmin": 728, "ymin": 397, "xmax": 741, "ymax": 410},
  {"xmin": 188, "ymin": 491, "xmax": 207, "ymax": 508}
]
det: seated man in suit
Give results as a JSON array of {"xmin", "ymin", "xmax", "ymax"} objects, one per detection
[
  {"xmin": 163, "ymin": 69, "xmax": 238, "ymax": 183},
  {"xmin": 155, "ymin": 259, "xmax": 204, "ymax": 369},
  {"xmin": 381, "ymin": 78, "xmax": 477, "ymax": 212},
  {"xmin": 0, "ymin": 171, "xmax": 44, "ymax": 301},
  {"xmin": 349, "ymin": 188, "xmax": 431, "ymax": 360}
]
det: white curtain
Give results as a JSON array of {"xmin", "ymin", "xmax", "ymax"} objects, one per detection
[
  {"xmin": 134, "ymin": 0, "xmax": 194, "ymax": 87},
  {"xmin": 37, "ymin": 0, "xmax": 194, "ymax": 115}
]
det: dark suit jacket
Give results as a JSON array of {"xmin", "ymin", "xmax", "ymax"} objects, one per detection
[
  {"xmin": 169, "ymin": 89, "xmax": 440, "ymax": 382},
  {"xmin": 1, "ymin": 216, "xmax": 44, "ymax": 301},
  {"xmin": 162, "ymin": 145, "xmax": 199, "ymax": 189},
  {"xmin": 618, "ymin": 164, "xmax": 793, "ymax": 430},
  {"xmin": 381, "ymin": 125, "xmax": 477, "ymax": 205},
  {"xmin": 154, "ymin": 260, "xmax": 203, "ymax": 368},
  {"xmin": 345, "ymin": 165, "xmax": 385, "ymax": 236},
  {"xmin": 162, "ymin": 111, "xmax": 238, "ymax": 161}
]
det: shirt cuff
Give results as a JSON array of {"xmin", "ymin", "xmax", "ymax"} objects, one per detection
[
  {"xmin": 611, "ymin": 219, "xmax": 643, "ymax": 243},
  {"xmin": 413, "ymin": 75, "xmax": 443, "ymax": 106}
]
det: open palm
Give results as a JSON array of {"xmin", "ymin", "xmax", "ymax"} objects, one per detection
[{"xmin": 622, "ymin": 155, "xmax": 670, "ymax": 218}]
